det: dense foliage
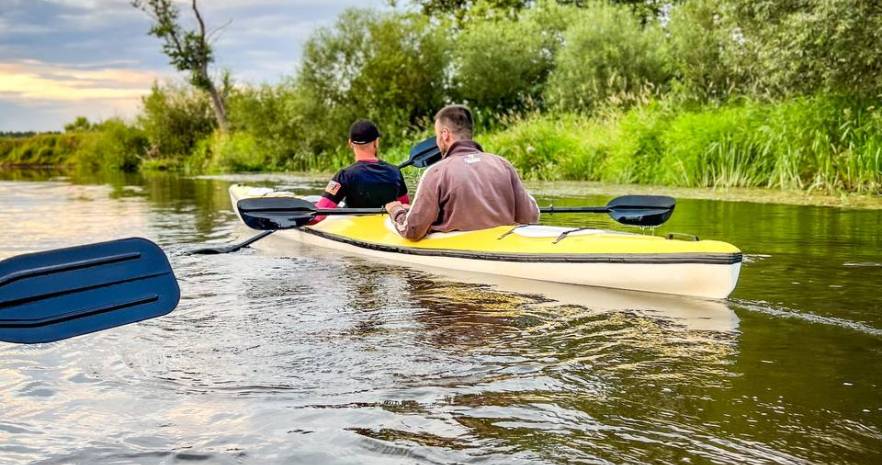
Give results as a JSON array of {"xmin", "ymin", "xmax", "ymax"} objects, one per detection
[
  {"xmin": 297, "ymin": 10, "xmax": 449, "ymax": 149},
  {"xmin": 139, "ymin": 82, "xmax": 216, "ymax": 159},
  {"xmin": 3, "ymin": 0, "xmax": 880, "ymax": 193},
  {"xmin": 0, "ymin": 118, "xmax": 146, "ymax": 171},
  {"xmin": 727, "ymin": 0, "xmax": 882, "ymax": 98},
  {"xmin": 452, "ymin": 4, "xmax": 569, "ymax": 119},
  {"xmin": 545, "ymin": 3, "xmax": 669, "ymax": 111}
]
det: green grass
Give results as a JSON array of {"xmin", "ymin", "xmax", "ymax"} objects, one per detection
[
  {"xmin": 1, "ymin": 121, "xmax": 146, "ymax": 172},
  {"xmin": 0, "ymin": 133, "xmax": 80, "ymax": 166},
  {"xmin": 477, "ymin": 95, "xmax": 882, "ymax": 194},
  {"xmin": 4, "ymin": 95, "xmax": 880, "ymax": 194}
]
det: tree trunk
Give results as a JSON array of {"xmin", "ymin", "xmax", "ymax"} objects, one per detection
[
  {"xmin": 192, "ymin": 0, "xmax": 227, "ymax": 133},
  {"xmin": 206, "ymin": 81, "xmax": 229, "ymax": 133},
  {"xmin": 201, "ymin": 65, "xmax": 228, "ymax": 133}
]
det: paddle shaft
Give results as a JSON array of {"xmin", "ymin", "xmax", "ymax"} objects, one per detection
[
  {"xmin": 541, "ymin": 206, "xmax": 608, "ymax": 214},
  {"xmin": 253, "ymin": 204, "xmax": 648, "ymax": 216},
  {"xmin": 186, "ymin": 229, "xmax": 274, "ymax": 255},
  {"xmin": 301, "ymin": 206, "xmax": 612, "ymax": 215}
]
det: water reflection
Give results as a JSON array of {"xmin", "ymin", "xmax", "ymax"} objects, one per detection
[{"xmin": 243, "ymin": 236, "xmax": 748, "ymax": 462}]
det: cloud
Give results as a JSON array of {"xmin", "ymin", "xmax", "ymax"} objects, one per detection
[
  {"xmin": 0, "ymin": 60, "xmax": 162, "ymax": 102},
  {"xmin": 0, "ymin": 0, "xmax": 386, "ymax": 130},
  {"xmin": 0, "ymin": 59, "xmax": 164, "ymax": 131},
  {"xmin": 0, "ymin": 16, "xmax": 53, "ymax": 35},
  {"xmin": 0, "ymin": 93, "xmax": 144, "ymax": 132}
]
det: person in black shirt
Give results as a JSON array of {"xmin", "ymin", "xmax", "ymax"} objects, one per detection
[{"xmin": 312, "ymin": 120, "xmax": 409, "ymax": 223}]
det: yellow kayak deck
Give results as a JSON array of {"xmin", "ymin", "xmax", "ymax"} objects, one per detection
[{"xmin": 307, "ymin": 214, "xmax": 741, "ymax": 264}]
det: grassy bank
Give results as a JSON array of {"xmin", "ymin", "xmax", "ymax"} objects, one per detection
[
  {"xmin": 484, "ymin": 95, "xmax": 882, "ymax": 194},
  {"xmin": 0, "ymin": 133, "xmax": 80, "ymax": 166},
  {"xmin": 0, "ymin": 119, "xmax": 146, "ymax": 171},
  {"xmin": 3, "ymin": 95, "xmax": 881, "ymax": 194}
]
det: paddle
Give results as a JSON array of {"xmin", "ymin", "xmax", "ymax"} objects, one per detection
[
  {"xmin": 0, "ymin": 238, "xmax": 180, "ymax": 344},
  {"xmin": 236, "ymin": 195, "xmax": 676, "ymax": 230},
  {"xmin": 399, "ymin": 136, "xmax": 442, "ymax": 169},
  {"xmin": 188, "ymin": 136, "xmax": 442, "ymax": 255},
  {"xmin": 542, "ymin": 195, "xmax": 675, "ymax": 226}
]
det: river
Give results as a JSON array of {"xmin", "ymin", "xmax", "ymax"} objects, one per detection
[{"xmin": 1, "ymin": 169, "xmax": 880, "ymax": 464}]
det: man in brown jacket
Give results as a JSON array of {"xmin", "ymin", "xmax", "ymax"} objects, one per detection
[{"xmin": 384, "ymin": 105, "xmax": 540, "ymax": 240}]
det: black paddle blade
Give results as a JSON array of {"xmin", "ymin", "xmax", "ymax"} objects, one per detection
[
  {"xmin": 606, "ymin": 195, "xmax": 676, "ymax": 226},
  {"xmin": 236, "ymin": 197, "xmax": 316, "ymax": 230},
  {"xmin": 402, "ymin": 136, "xmax": 442, "ymax": 168},
  {"xmin": 0, "ymin": 238, "xmax": 180, "ymax": 344}
]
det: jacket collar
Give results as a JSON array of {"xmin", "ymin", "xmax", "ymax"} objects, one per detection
[{"xmin": 443, "ymin": 139, "xmax": 483, "ymax": 159}]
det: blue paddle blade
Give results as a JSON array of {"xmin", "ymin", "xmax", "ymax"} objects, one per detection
[
  {"xmin": 0, "ymin": 238, "xmax": 180, "ymax": 344},
  {"xmin": 405, "ymin": 136, "xmax": 442, "ymax": 168}
]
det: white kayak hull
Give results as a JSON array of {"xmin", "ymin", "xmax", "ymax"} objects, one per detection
[{"xmin": 257, "ymin": 227, "xmax": 740, "ymax": 299}]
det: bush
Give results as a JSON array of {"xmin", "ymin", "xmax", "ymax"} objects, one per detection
[
  {"xmin": 139, "ymin": 82, "xmax": 216, "ymax": 158},
  {"xmin": 72, "ymin": 119, "xmax": 148, "ymax": 171},
  {"xmin": 657, "ymin": 103, "xmax": 772, "ymax": 187},
  {"xmin": 545, "ymin": 3, "xmax": 670, "ymax": 113},
  {"xmin": 453, "ymin": 2, "xmax": 571, "ymax": 116},
  {"xmin": 0, "ymin": 118, "xmax": 147, "ymax": 171},
  {"xmin": 476, "ymin": 95, "xmax": 882, "ymax": 193},
  {"xmin": 727, "ymin": 0, "xmax": 882, "ymax": 98},
  {"xmin": 760, "ymin": 96, "xmax": 882, "ymax": 192},
  {"xmin": 197, "ymin": 132, "xmax": 267, "ymax": 173},
  {"xmin": 0, "ymin": 138, "xmax": 14, "ymax": 161},
  {"xmin": 0, "ymin": 133, "xmax": 83, "ymax": 166},
  {"xmin": 657, "ymin": 96, "xmax": 882, "ymax": 192},
  {"xmin": 481, "ymin": 114, "xmax": 611, "ymax": 180},
  {"xmin": 227, "ymin": 83, "xmax": 338, "ymax": 170},
  {"xmin": 667, "ymin": 0, "xmax": 744, "ymax": 102},
  {"xmin": 297, "ymin": 9, "xmax": 449, "ymax": 152},
  {"xmin": 597, "ymin": 102, "xmax": 672, "ymax": 184},
  {"xmin": 64, "ymin": 116, "xmax": 94, "ymax": 132}
]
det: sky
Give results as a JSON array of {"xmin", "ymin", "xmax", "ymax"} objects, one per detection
[{"xmin": 0, "ymin": 0, "xmax": 386, "ymax": 132}]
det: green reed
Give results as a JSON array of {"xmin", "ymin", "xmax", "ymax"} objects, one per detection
[{"xmin": 481, "ymin": 95, "xmax": 882, "ymax": 193}]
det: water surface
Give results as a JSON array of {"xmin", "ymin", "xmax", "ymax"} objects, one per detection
[{"xmin": 1, "ymin": 169, "xmax": 880, "ymax": 464}]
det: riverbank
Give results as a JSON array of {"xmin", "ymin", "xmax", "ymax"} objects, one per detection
[
  {"xmin": 481, "ymin": 96, "xmax": 882, "ymax": 194},
  {"xmin": 192, "ymin": 172, "xmax": 882, "ymax": 210},
  {"xmin": 4, "ymin": 161, "xmax": 882, "ymax": 212},
  {"xmin": 530, "ymin": 181, "xmax": 882, "ymax": 210},
  {"xmin": 4, "ymin": 95, "xmax": 881, "ymax": 196}
]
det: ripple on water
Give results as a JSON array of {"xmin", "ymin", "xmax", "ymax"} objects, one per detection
[{"xmin": 2, "ymin": 176, "xmax": 882, "ymax": 464}]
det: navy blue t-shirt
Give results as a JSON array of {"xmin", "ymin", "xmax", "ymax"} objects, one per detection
[{"xmin": 321, "ymin": 160, "xmax": 408, "ymax": 208}]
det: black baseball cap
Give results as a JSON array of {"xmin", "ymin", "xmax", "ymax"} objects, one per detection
[{"xmin": 349, "ymin": 120, "xmax": 381, "ymax": 144}]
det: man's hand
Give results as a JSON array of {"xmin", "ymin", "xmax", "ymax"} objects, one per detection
[{"xmin": 385, "ymin": 201, "xmax": 403, "ymax": 216}]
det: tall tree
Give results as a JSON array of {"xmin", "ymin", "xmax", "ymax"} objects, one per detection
[{"xmin": 132, "ymin": 0, "xmax": 228, "ymax": 132}]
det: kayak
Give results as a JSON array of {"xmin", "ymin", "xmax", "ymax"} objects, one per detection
[{"xmin": 229, "ymin": 185, "xmax": 742, "ymax": 299}]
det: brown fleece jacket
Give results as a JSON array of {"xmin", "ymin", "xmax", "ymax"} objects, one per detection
[{"xmin": 389, "ymin": 140, "xmax": 540, "ymax": 240}]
